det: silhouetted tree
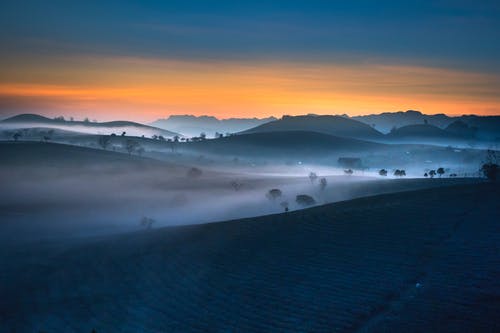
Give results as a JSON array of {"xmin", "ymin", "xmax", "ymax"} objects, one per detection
[
  {"xmin": 266, "ymin": 188, "xmax": 282, "ymax": 200},
  {"xmin": 98, "ymin": 135, "xmax": 111, "ymax": 150},
  {"xmin": 230, "ymin": 180, "xmax": 243, "ymax": 191},
  {"xmin": 187, "ymin": 167, "xmax": 202, "ymax": 178},
  {"xmin": 121, "ymin": 131, "xmax": 126, "ymax": 137},
  {"xmin": 200, "ymin": 132, "xmax": 206, "ymax": 140},
  {"xmin": 424, "ymin": 172, "xmax": 428, "ymax": 177},
  {"xmin": 481, "ymin": 163, "xmax": 499, "ymax": 181},
  {"xmin": 140, "ymin": 216, "xmax": 155, "ymax": 229},
  {"xmin": 84, "ymin": 117, "xmax": 90, "ymax": 123},
  {"xmin": 309, "ymin": 172, "xmax": 318, "ymax": 183},
  {"xmin": 12, "ymin": 132, "xmax": 21, "ymax": 141},
  {"xmin": 394, "ymin": 169, "xmax": 406, "ymax": 177},
  {"xmin": 296, "ymin": 194, "xmax": 316, "ymax": 206},
  {"xmin": 479, "ymin": 150, "xmax": 499, "ymax": 181},
  {"xmin": 344, "ymin": 169, "xmax": 353, "ymax": 175},
  {"xmin": 379, "ymin": 169, "xmax": 388, "ymax": 176},
  {"xmin": 429, "ymin": 170, "xmax": 436, "ymax": 178},
  {"xmin": 158, "ymin": 135, "xmax": 166, "ymax": 141},
  {"xmin": 437, "ymin": 167, "xmax": 445, "ymax": 177},
  {"xmin": 319, "ymin": 178, "xmax": 327, "ymax": 191}
]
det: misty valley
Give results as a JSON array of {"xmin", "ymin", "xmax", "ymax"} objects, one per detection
[{"xmin": 0, "ymin": 112, "xmax": 499, "ymax": 332}]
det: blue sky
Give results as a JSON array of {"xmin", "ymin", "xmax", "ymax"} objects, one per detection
[{"xmin": 1, "ymin": 1, "xmax": 499, "ymax": 119}]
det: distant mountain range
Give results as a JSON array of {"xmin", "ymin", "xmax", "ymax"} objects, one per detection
[
  {"xmin": 1, "ymin": 114, "xmax": 179, "ymax": 137},
  {"xmin": 3, "ymin": 112, "xmax": 499, "ymax": 146},
  {"xmin": 150, "ymin": 115, "xmax": 277, "ymax": 137},
  {"xmin": 352, "ymin": 110, "xmax": 500, "ymax": 140}
]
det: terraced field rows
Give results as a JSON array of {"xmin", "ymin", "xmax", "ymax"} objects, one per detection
[{"xmin": 1, "ymin": 183, "xmax": 499, "ymax": 332}]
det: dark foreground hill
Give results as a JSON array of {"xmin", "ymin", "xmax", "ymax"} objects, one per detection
[{"xmin": 1, "ymin": 183, "xmax": 499, "ymax": 332}]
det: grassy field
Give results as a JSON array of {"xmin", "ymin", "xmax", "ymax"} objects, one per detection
[{"xmin": 1, "ymin": 182, "xmax": 498, "ymax": 332}]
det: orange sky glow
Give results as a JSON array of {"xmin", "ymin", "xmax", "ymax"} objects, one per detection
[{"xmin": 1, "ymin": 56, "xmax": 499, "ymax": 121}]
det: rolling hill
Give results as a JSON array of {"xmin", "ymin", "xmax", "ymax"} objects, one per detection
[
  {"xmin": 241, "ymin": 115, "xmax": 384, "ymax": 140},
  {"xmin": 0, "ymin": 141, "xmax": 165, "ymax": 167},
  {"xmin": 1, "ymin": 113, "xmax": 179, "ymax": 137},
  {"xmin": 183, "ymin": 130, "xmax": 384, "ymax": 158},
  {"xmin": 1, "ymin": 182, "xmax": 498, "ymax": 332},
  {"xmin": 387, "ymin": 124, "xmax": 461, "ymax": 141}
]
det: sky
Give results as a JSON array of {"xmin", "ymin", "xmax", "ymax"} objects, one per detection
[{"xmin": 1, "ymin": 0, "xmax": 500, "ymax": 122}]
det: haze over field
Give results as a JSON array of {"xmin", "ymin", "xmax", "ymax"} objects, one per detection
[{"xmin": 1, "ymin": 1, "xmax": 500, "ymax": 332}]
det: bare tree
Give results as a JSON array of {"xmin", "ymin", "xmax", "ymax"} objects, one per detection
[{"xmin": 319, "ymin": 178, "xmax": 327, "ymax": 191}]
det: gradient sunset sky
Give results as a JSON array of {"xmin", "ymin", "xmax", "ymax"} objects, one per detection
[{"xmin": 1, "ymin": 1, "xmax": 500, "ymax": 121}]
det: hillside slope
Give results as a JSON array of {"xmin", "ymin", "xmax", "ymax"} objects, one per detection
[
  {"xmin": 1, "ymin": 183, "xmax": 498, "ymax": 332},
  {"xmin": 184, "ymin": 130, "xmax": 383, "ymax": 158},
  {"xmin": 242, "ymin": 115, "xmax": 384, "ymax": 140}
]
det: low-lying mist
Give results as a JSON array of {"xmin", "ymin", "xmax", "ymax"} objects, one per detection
[{"xmin": 0, "ymin": 154, "xmax": 479, "ymax": 244}]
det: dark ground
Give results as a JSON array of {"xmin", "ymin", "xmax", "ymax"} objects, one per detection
[{"xmin": 1, "ymin": 182, "xmax": 499, "ymax": 332}]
